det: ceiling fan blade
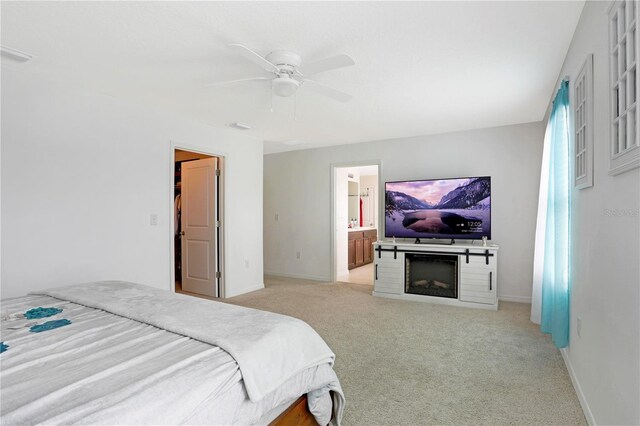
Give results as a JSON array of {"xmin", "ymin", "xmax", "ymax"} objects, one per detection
[
  {"xmin": 205, "ymin": 77, "xmax": 270, "ymax": 88},
  {"xmin": 228, "ymin": 44, "xmax": 279, "ymax": 73},
  {"xmin": 300, "ymin": 54, "xmax": 355, "ymax": 76},
  {"xmin": 302, "ymin": 79, "xmax": 352, "ymax": 103}
]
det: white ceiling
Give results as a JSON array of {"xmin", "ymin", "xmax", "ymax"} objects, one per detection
[{"xmin": 1, "ymin": 1, "xmax": 584, "ymax": 154}]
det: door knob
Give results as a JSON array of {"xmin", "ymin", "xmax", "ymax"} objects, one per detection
[{"xmin": 180, "ymin": 231, "xmax": 185, "ymax": 236}]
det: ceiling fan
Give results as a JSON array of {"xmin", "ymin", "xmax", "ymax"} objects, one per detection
[{"xmin": 207, "ymin": 44, "xmax": 355, "ymax": 103}]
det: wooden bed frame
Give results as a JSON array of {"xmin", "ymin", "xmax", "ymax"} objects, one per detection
[{"xmin": 271, "ymin": 394, "xmax": 319, "ymax": 426}]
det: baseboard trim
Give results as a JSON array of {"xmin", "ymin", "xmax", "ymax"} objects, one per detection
[
  {"xmin": 264, "ymin": 270, "xmax": 330, "ymax": 282},
  {"xmin": 498, "ymin": 295, "xmax": 532, "ymax": 303},
  {"xmin": 560, "ymin": 348, "xmax": 596, "ymax": 425}
]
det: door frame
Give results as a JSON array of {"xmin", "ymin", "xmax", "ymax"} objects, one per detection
[
  {"xmin": 330, "ymin": 159, "xmax": 383, "ymax": 282},
  {"xmin": 169, "ymin": 142, "xmax": 227, "ymax": 298}
]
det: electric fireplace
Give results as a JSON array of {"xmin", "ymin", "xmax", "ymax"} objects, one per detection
[{"xmin": 405, "ymin": 253, "xmax": 458, "ymax": 298}]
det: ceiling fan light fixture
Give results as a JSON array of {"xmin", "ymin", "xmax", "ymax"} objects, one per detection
[
  {"xmin": 272, "ymin": 76, "xmax": 299, "ymax": 97},
  {"xmin": 209, "ymin": 44, "xmax": 354, "ymax": 103}
]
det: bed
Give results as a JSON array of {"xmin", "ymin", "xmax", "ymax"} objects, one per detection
[{"xmin": 0, "ymin": 281, "xmax": 344, "ymax": 425}]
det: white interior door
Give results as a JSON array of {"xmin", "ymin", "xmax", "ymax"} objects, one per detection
[{"xmin": 181, "ymin": 157, "xmax": 218, "ymax": 297}]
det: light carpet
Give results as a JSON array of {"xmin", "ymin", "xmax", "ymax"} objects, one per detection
[
  {"xmin": 227, "ymin": 275, "xmax": 585, "ymax": 425},
  {"xmin": 340, "ymin": 263, "xmax": 374, "ymax": 285}
]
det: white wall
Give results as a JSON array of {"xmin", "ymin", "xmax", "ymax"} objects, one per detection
[
  {"xmin": 264, "ymin": 122, "xmax": 544, "ymax": 301},
  {"xmin": 1, "ymin": 68, "xmax": 264, "ymax": 298},
  {"xmin": 546, "ymin": 2, "xmax": 640, "ymax": 424}
]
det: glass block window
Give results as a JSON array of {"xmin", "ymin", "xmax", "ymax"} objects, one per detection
[
  {"xmin": 609, "ymin": 0, "xmax": 640, "ymax": 174},
  {"xmin": 574, "ymin": 55, "xmax": 593, "ymax": 189}
]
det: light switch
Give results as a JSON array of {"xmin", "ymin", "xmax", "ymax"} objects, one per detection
[{"xmin": 150, "ymin": 214, "xmax": 158, "ymax": 226}]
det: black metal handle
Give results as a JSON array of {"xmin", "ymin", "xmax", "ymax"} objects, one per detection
[
  {"xmin": 489, "ymin": 271, "xmax": 493, "ymax": 291},
  {"xmin": 375, "ymin": 264, "xmax": 378, "ymax": 280},
  {"xmin": 373, "ymin": 246, "xmax": 494, "ymax": 258}
]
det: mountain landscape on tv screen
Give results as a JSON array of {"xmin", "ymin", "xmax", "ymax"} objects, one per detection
[{"xmin": 385, "ymin": 177, "xmax": 491, "ymax": 239}]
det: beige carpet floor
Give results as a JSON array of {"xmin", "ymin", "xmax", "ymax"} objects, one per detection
[
  {"xmin": 227, "ymin": 276, "xmax": 586, "ymax": 425},
  {"xmin": 340, "ymin": 263, "xmax": 374, "ymax": 285}
]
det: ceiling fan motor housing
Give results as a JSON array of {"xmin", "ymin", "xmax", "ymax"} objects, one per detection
[
  {"xmin": 266, "ymin": 51, "xmax": 303, "ymax": 96},
  {"xmin": 266, "ymin": 50, "xmax": 302, "ymax": 72}
]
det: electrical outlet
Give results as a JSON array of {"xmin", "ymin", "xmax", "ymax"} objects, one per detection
[
  {"xmin": 150, "ymin": 214, "xmax": 158, "ymax": 226},
  {"xmin": 296, "ymin": 251, "xmax": 301, "ymax": 260},
  {"xmin": 275, "ymin": 213, "xmax": 279, "ymax": 222},
  {"xmin": 577, "ymin": 317, "xmax": 582, "ymax": 338},
  {"xmin": 244, "ymin": 260, "xmax": 250, "ymax": 268}
]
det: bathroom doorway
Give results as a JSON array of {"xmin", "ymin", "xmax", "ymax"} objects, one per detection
[{"xmin": 331, "ymin": 162, "xmax": 381, "ymax": 285}]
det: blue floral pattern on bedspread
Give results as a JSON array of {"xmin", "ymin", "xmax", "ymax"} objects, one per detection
[
  {"xmin": 25, "ymin": 307, "xmax": 63, "ymax": 319},
  {"xmin": 0, "ymin": 342, "xmax": 8, "ymax": 353},
  {"xmin": 30, "ymin": 319, "xmax": 71, "ymax": 333}
]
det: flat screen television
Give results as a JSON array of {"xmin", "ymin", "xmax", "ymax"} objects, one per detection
[{"xmin": 385, "ymin": 176, "xmax": 491, "ymax": 240}]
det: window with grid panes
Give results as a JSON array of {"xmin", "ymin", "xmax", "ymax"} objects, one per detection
[
  {"xmin": 609, "ymin": 0, "xmax": 640, "ymax": 174},
  {"xmin": 575, "ymin": 55, "xmax": 593, "ymax": 189}
]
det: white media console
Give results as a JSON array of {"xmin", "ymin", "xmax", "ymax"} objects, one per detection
[{"xmin": 372, "ymin": 241, "xmax": 499, "ymax": 310}]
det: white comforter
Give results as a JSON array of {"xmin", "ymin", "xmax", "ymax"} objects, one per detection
[
  {"xmin": 36, "ymin": 281, "xmax": 336, "ymax": 402},
  {"xmin": 0, "ymin": 282, "xmax": 344, "ymax": 425}
]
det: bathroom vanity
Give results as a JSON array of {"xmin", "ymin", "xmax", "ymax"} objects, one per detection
[{"xmin": 348, "ymin": 228, "xmax": 377, "ymax": 269}]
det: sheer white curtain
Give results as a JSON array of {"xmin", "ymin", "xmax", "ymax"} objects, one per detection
[{"xmin": 531, "ymin": 120, "xmax": 552, "ymax": 324}]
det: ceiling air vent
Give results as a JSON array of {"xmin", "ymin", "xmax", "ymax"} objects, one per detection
[
  {"xmin": 230, "ymin": 122, "xmax": 252, "ymax": 130},
  {"xmin": 1, "ymin": 45, "xmax": 34, "ymax": 63}
]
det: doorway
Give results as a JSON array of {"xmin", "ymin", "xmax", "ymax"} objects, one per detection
[
  {"xmin": 331, "ymin": 162, "xmax": 381, "ymax": 285},
  {"xmin": 173, "ymin": 148, "xmax": 223, "ymax": 298}
]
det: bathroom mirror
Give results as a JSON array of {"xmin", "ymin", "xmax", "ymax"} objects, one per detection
[{"xmin": 348, "ymin": 181, "xmax": 359, "ymax": 227}]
